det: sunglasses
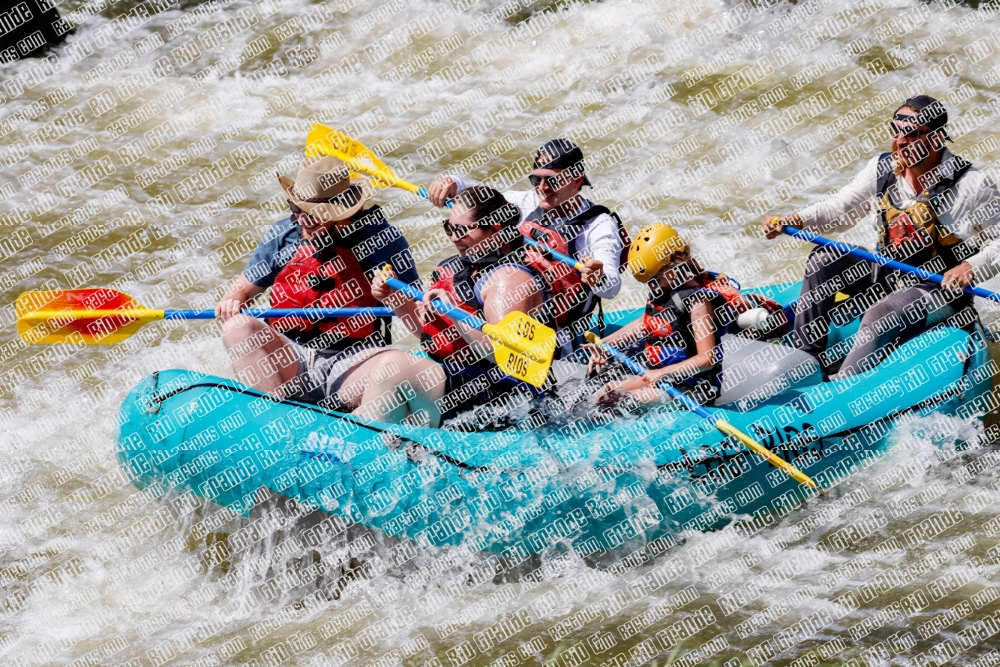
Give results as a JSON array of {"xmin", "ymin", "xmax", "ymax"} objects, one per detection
[
  {"xmin": 442, "ymin": 220, "xmax": 494, "ymax": 239},
  {"xmin": 528, "ymin": 172, "xmax": 575, "ymax": 192},
  {"xmin": 528, "ymin": 174, "xmax": 564, "ymax": 191},
  {"xmin": 888, "ymin": 115, "xmax": 932, "ymax": 139},
  {"xmin": 287, "ymin": 200, "xmax": 327, "ymax": 228}
]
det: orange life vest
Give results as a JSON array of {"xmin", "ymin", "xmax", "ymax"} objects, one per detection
[{"xmin": 875, "ymin": 151, "xmax": 973, "ymax": 270}]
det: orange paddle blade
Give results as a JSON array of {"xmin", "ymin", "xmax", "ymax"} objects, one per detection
[{"xmin": 16, "ymin": 289, "xmax": 152, "ymax": 344}]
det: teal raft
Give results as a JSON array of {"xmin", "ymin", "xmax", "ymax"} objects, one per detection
[{"xmin": 117, "ymin": 282, "xmax": 993, "ymax": 558}]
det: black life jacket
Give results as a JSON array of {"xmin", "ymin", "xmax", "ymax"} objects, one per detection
[
  {"xmin": 523, "ymin": 200, "xmax": 631, "ymax": 334},
  {"xmin": 875, "ymin": 151, "xmax": 973, "ymax": 271},
  {"xmin": 641, "ymin": 275, "xmax": 729, "ymax": 390}
]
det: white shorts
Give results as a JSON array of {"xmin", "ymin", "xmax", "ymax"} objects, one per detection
[{"xmin": 283, "ymin": 338, "xmax": 397, "ymax": 409}]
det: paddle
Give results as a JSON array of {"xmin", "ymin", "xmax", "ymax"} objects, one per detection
[
  {"xmin": 383, "ymin": 273, "xmax": 556, "ymax": 388},
  {"xmin": 779, "ymin": 225, "xmax": 1000, "ymax": 304},
  {"xmin": 305, "ymin": 124, "xmax": 592, "ymax": 269},
  {"xmin": 305, "ymin": 123, "xmax": 427, "ymax": 197},
  {"xmin": 16, "ymin": 288, "xmax": 393, "ymax": 345},
  {"xmin": 584, "ymin": 332, "xmax": 823, "ymax": 493},
  {"xmin": 522, "ymin": 237, "xmax": 585, "ymax": 271}
]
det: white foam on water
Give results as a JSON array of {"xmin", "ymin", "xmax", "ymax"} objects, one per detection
[{"xmin": 5, "ymin": 0, "xmax": 1000, "ymax": 662}]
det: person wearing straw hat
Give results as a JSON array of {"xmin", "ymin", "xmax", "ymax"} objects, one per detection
[{"xmin": 216, "ymin": 155, "xmax": 421, "ymax": 407}]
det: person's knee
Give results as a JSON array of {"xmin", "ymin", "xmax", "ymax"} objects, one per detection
[
  {"xmin": 861, "ymin": 299, "xmax": 903, "ymax": 330},
  {"xmin": 221, "ymin": 314, "xmax": 264, "ymax": 346},
  {"xmin": 804, "ymin": 247, "xmax": 846, "ymax": 275},
  {"xmin": 368, "ymin": 352, "xmax": 406, "ymax": 385}
]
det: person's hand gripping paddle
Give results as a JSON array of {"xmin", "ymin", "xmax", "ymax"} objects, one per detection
[
  {"xmin": 585, "ymin": 331, "xmax": 824, "ymax": 494},
  {"xmin": 383, "ymin": 270, "xmax": 556, "ymax": 388}
]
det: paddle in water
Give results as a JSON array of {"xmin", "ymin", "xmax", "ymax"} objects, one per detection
[
  {"xmin": 16, "ymin": 288, "xmax": 392, "ymax": 345},
  {"xmin": 584, "ymin": 331, "xmax": 824, "ymax": 494},
  {"xmin": 383, "ymin": 272, "xmax": 556, "ymax": 388}
]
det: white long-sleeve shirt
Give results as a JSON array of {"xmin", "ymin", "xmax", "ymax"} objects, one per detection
[
  {"xmin": 797, "ymin": 149, "xmax": 1000, "ymax": 281},
  {"xmin": 450, "ymin": 175, "xmax": 623, "ymax": 299}
]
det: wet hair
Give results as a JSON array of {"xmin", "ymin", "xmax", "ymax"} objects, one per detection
[{"xmin": 453, "ymin": 185, "xmax": 521, "ymax": 229}]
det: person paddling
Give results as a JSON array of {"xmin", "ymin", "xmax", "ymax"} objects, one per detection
[
  {"xmin": 427, "ymin": 139, "xmax": 629, "ymax": 353},
  {"xmin": 362, "ymin": 186, "xmax": 550, "ymax": 427},
  {"xmin": 588, "ymin": 225, "xmax": 734, "ymax": 407},
  {"xmin": 216, "ymin": 156, "xmax": 420, "ymax": 405},
  {"xmin": 763, "ymin": 95, "xmax": 1000, "ymax": 377}
]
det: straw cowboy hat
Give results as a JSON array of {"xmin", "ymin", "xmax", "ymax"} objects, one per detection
[{"xmin": 278, "ymin": 156, "xmax": 371, "ymax": 222}]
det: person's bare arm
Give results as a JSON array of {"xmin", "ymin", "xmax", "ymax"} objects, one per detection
[
  {"xmin": 216, "ymin": 275, "xmax": 264, "ymax": 320},
  {"xmin": 646, "ymin": 301, "xmax": 717, "ymax": 383},
  {"xmin": 371, "ymin": 267, "xmax": 424, "ymax": 338},
  {"xmin": 445, "ymin": 267, "xmax": 543, "ymax": 357}
]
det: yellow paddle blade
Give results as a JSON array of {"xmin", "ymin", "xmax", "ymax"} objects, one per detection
[
  {"xmin": 715, "ymin": 420, "xmax": 824, "ymax": 494},
  {"xmin": 305, "ymin": 124, "xmax": 423, "ymax": 195},
  {"xmin": 305, "ymin": 123, "xmax": 388, "ymax": 168},
  {"xmin": 16, "ymin": 289, "xmax": 162, "ymax": 345},
  {"xmin": 482, "ymin": 312, "xmax": 557, "ymax": 388},
  {"xmin": 493, "ymin": 346, "xmax": 552, "ymax": 388}
]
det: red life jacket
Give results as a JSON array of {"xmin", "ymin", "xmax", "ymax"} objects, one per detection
[
  {"xmin": 419, "ymin": 258, "xmax": 488, "ymax": 364},
  {"xmin": 522, "ymin": 202, "xmax": 631, "ymax": 340},
  {"xmin": 518, "ymin": 219, "xmax": 592, "ymax": 328},
  {"xmin": 269, "ymin": 242, "xmax": 380, "ymax": 346}
]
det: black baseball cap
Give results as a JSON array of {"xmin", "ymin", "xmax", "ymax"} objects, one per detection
[
  {"xmin": 533, "ymin": 138, "xmax": 592, "ymax": 186},
  {"xmin": 897, "ymin": 95, "xmax": 951, "ymax": 141}
]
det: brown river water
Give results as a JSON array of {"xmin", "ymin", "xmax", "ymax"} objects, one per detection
[{"xmin": 5, "ymin": 0, "xmax": 1000, "ymax": 664}]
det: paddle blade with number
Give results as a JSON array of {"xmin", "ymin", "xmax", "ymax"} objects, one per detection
[
  {"xmin": 16, "ymin": 288, "xmax": 394, "ymax": 345},
  {"xmin": 485, "ymin": 311, "xmax": 557, "ymax": 387}
]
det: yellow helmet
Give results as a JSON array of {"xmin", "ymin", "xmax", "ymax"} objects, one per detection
[{"xmin": 629, "ymin": 224, "xmax": 689, "ymax": 281}]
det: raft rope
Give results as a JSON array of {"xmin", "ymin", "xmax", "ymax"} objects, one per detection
[
  {"xmin": 148, "ymin": 376, "xmax": 969, "ymax": 477},
  {"xmin": 148, "ymin": 379, "xmax": 497, "ymax": 473}
]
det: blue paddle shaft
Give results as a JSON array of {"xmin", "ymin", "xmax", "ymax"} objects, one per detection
[
  {"xmin": 163, "ymin": 307, "xmax": 394, "ymax": 320},
  {"xmin": 522, "ymin": 237, "xmax": 582, "ymax": 270},
  {"xmin": 384, "ymin": 276, "xmax": 487, "ymax": 330},
  {"xmin": 596, "ymin": 339, "xmax": 716, "ymax": 421},
  {"xmin": 783, "ymin": 227, "xmax": 1000, "ymax": 304}
]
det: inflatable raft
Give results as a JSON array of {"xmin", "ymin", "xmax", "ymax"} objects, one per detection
[{"xmin": 117, "ymin": 283, "xmax": 993, "ymax": 557}]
